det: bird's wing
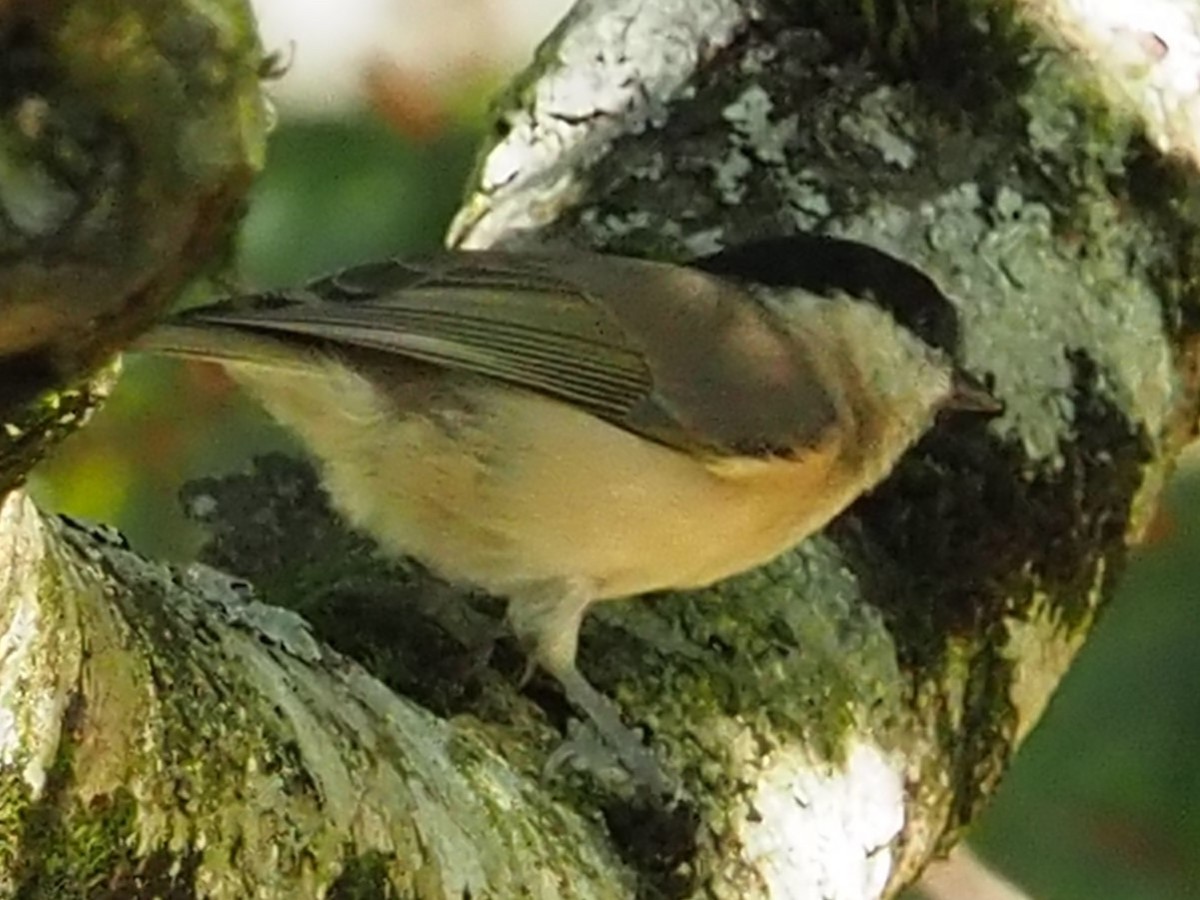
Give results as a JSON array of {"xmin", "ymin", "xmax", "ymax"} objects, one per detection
[{"xmin": 171, "ymin": 250, "xmax": 840, "ymax": 458}]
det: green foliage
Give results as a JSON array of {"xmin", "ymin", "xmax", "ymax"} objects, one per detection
[{"xmin": 239, "ymin": 117, "xmax": 479, "ymax": 287}]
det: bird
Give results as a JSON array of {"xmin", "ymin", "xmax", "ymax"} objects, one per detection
[{"xmin": 134, "ymin": 235, "xmax": 997, "ymax": 795}]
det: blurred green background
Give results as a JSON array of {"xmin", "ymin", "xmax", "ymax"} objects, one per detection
[{"xmin": 29, "ymin": 52, "xmax": 1200, "ymax": 900}]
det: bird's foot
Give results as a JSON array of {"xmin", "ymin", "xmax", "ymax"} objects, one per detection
[{"xmin": 546, "ymin": 664, "xmax": 678, "ymax": 801}]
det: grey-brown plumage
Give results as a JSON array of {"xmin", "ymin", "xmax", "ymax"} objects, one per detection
[
  {"xmin": 136, "ymin": 245, "xmax": 974, "ymax": 794},
  {"xmin": 170, "ymin": 251, "xmax": 841, "ymax": 459}
]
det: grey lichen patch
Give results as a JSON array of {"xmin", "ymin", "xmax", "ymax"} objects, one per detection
[
  {"xmin": 549, "ymin": 30, "xmax": 845, "ymax": 252},
  {"xmin": 182, "ymin": 563, "xmax": 325, "ymax": 664},
  {"xmin": 987, "ymin": 16, "xmax": 1200, "ymax": 353},
  {"xmin": 721, "ymin": 85, "xmax": 799, "ymax": 166},
  {"xmin": 837, "ymin": 86, "xmax": 918, "ymax": 169},
  {"xmin": 712, "ymin": 84, "xmax": 802, "ymax": 209},
  {"xmin": 920, "ymin": 180, "xmax": 1175, "ymax": 466},
  {"xmin": 784, "ymin": 174, "xmax": 833, "ymax": 222},
  {"xmin": 782, "ymin": 36, "xmax": 1185, "ymax": 472},
  {"xmin": 713, "ymin": 147, "xmax": 753, "ymax": 205}
]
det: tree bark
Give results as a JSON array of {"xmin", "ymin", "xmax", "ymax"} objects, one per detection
[
  {"xmin": 2, "ymin": 1, "xmax": 1199, "ymax": 898},
  {"xmin": 0, "ymin": 0, "xmax": 268, "ymax": 492}
]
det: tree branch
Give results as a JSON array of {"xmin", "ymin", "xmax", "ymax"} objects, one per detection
[{"xmin": 0, "ymin": 0, "xmax": 268, "ymax": 489}]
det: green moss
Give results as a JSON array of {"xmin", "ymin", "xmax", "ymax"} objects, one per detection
[
  {"xmin": 18, "ymin": 791, "xmax": 139, "ymax": 898},
  {"xmin": 327, "ymin": 850, "xmax": 400, "ymax": 900},
  {"xmin": 8, "ymin": 710, "xmax": 141, "ymax": 899},
  {"xmin": 0, "ymin": 770, "xmax": 30, "ymax": 878},
  {"xmin": 0, "ymin": 362, "xmax": 119, "ymax": 496},
  {"xmin": 53, "ymin": 0, "xmax": 268, "ymax": 183},
  {"xmin": 575, "ymin": 542, "xmax": 909, "ymax": 779},
  {"xmin": 0, "ymin": 0, "xmax": 270, "ymax": 489}
]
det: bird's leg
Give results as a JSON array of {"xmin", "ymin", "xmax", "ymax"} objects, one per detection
[
  {"xmin": 550, "ymin": 659, "xmax": 676, "ymax": 798},
  {"xmin": 507, "ymin": 581, "xmax": 675, "ymax": 798}
]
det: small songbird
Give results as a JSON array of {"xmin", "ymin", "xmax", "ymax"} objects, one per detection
[{"xmin": 134, "ymin": 236, "xmax": 996, "ymax": 794}]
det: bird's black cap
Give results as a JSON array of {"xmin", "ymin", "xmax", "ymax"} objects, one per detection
[{"xmin": 692, "ymin": 234, "xmax": 962, "ymax": 356}]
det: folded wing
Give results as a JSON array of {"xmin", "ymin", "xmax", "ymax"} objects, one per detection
[{"xmin": 173, "ymin": 250, "xmax": 840, "ymax": 459}]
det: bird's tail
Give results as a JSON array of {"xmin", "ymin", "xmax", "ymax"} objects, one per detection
[{"xmin": 131, "ymin": 323, "xmax": 313, "ymax": 372}]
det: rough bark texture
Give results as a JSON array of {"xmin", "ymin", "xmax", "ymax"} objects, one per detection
[
  {"xmin": 0, "ymin": 0, "xmax": 268, "ymax": 491},
  {"xmin": 2, "ymin": 0, "xmax": 1199, "ymax": 898}
]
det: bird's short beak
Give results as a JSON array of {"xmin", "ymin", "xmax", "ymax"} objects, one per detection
[{"xmin": 947, "ymin": 370, "xmax": 1003, "ymax": 414}]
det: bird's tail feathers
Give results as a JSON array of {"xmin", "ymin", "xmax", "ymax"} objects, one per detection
[{"xmin": 131, "ymin": 324, "xmax": 313, "ymax": 372}]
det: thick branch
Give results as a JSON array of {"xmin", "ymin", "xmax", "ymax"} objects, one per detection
[
  {"xmin": 0, "ymin": 487, "xmax": 630, "ymax": 896},
  {"xmin": 0, "ymin": 0, "xmax": 268, "ymax": 489}
]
